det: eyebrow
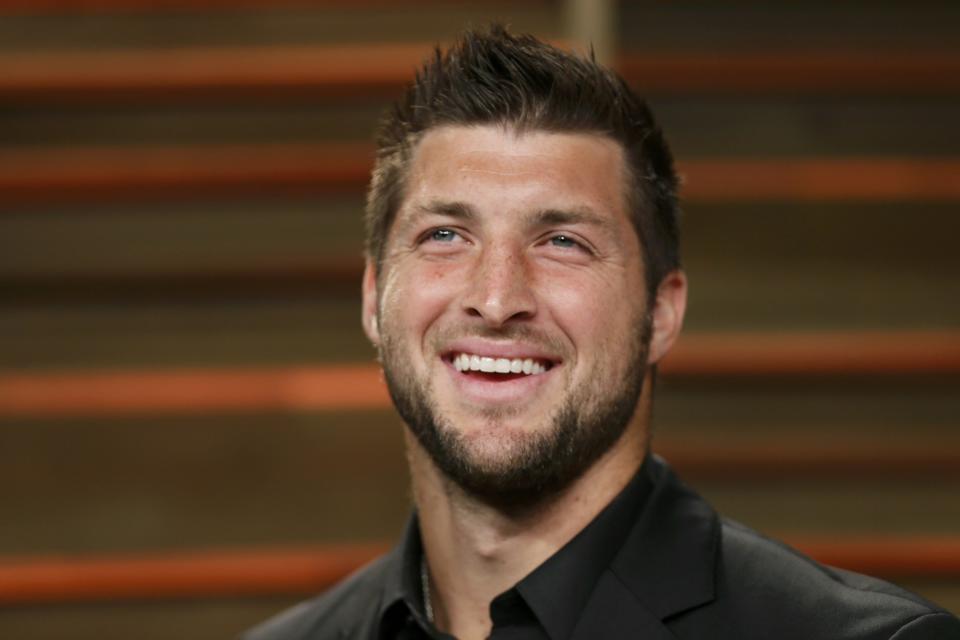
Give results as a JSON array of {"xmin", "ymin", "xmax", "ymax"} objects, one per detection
[
  {"xmin": 415, "ymin": 200, "xmax": 477, "ymax": 221},
  {"xmin": 398, "ymin": 201, "xmax": 617, "ymax": 238},
  {"xmin": 390, "ymin": 200, "xmax": 475, "ymax": 240},
  {"xmin": 530, "ymin": 207, "xmax": 615, "ymax": 232}
]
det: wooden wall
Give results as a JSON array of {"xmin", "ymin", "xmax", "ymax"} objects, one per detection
[{"xmin": 0, "ymin": 1, "xmax": 958, "ymax": 637}]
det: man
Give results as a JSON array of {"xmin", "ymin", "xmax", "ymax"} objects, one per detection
[{"xmin": 246, "ymin": 27, "xmax": 959, "ymax": 640}]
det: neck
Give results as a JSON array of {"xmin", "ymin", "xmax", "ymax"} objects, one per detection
[{"xmin": 408, "ymin": 417, "xmax": 648, "ymax": 640}]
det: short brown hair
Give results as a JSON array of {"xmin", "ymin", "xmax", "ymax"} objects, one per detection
[{"xmin": 365, "ymin": 25, "xmax": 680, "ymax": 295}]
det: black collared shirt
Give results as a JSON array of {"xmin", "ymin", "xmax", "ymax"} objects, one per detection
[
  {"xmin": 244, "ymin": 454, "xmax": 959, "ymax": 640},
  {"xmin": 377, "ymin": 459, "xmax": 654, "ymax": 640}
]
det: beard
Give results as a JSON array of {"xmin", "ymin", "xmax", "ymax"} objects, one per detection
[{"xmin": 379, "ymin": 315, "xmax": 652, "ymax": 510}]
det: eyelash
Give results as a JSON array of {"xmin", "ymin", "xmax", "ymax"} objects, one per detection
[
  {"xmin": 418, "ymin": 228, "xmax": 591, "ymax": 255},
  {"xmin": 419, "ymin": 227, "xmax": 463, "ymax": 245}
]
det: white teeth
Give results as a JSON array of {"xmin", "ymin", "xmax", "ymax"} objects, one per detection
[{"xmin": 451, "ymin": 353, "xmax": 551, "ymax": 376}]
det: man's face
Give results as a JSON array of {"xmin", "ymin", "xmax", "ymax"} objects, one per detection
[{"xmin": 364, "ymin": 125, "xmax": 656, "ymax": 504}]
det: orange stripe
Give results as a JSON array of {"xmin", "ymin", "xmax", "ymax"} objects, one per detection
[
  {"xmin": 793, "ymin": 538, "xmax": 960, "ymax": 580},
  {"xmin": 0, "ymin": 44, "xmax": 430, "ymax": 101},
  {"xmin": 0, "ymin": 365, "xmax": 393, "ymax": 416},
  {"xmin": 681, "ymin": 158, "xmax": 960, "ymax": 202},
  {"xmin": 0, "ymin": 143, "xmax": 373, "ymax": 206},
  {"xmin": 0, "ymin": 537, "xmax": 957, "ymax": 604},
  {"xmin": 1, "ymin": 146, "xmax": 959, "ymax": 206},
  {"xmin": 0, "ymin": 47, "xmax": 956, "ymax": 101},
  {"xmin": 657, "ymin": 441, "xmax": 960, "ymax": 480},
  {"xmin": 0, "ymin": 332, "xmax": 957, "ymax": 417},
  {"xmin": 666, "ymin": 330, "xmax": 960, "ymax": 376},
  {"xmin": 0, "ymin": 544, "xmax": 388, "ymax": 604},
  {"xmin": 0, "ymin": 0, "xmax": 540, "ymax": 12}
]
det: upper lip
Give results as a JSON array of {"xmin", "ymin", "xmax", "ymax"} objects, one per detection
[{"xmin": 441, "ymin": 338, "xmax": 562, "ymax": 364}]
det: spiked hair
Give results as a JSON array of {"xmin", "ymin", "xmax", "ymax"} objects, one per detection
[{"xmin": 365, "ymin": 25, "xmax": 680, "ymax": 295}]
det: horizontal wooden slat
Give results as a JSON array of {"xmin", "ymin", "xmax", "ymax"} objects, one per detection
[
  {"xmin": 0, "ymin": 332, "xmax": 957, "ymax": 418},
  {"xmin": 0, "ymin": 0, "xmax": 537, "ymax": 13},
  {"xmin": 0, "ymin": 364, "xmax": 393, "ymax": 416},
  {"xmin": 677, "ymin": 158, "xmax": 960, "ymax": 203},
  {"xmin": 1, "ymin": 46, "xmax": 956, "ymax": 104},
  {"xmin": 0, "ymin": 263, "xmax": 363, "ymax": 301},
  {"xmin": 0, "ymin": 268, "xmax": 334, "ymax": 301},
  {"xmin": 617, "ymin": 51, "xmax": 960, "ymax": 95},
  {"xmin": 2, "ymin": 537, "xmax": 958, "ymax": 604},
  {"xmin": 658, "ymin": 441, "xmax": 960, "ymax": 481},
  {"xmin": 0, "ymin": 44, "xmax": 428, "ymax": 102},
  {"xmin": 2, "ymin": 144, "xmax": 958, "ymax": 207},
  {"xmin": 0, "ymin": 143, "xmax": 372, "ymax": 206},
  {"xmin": 663, "ymin": 330, "xmax": 960, "ymax": 377},
  {"xmin": 793, "ymin": 537, "xmax": 960, "ymax": 581},
  {"xmin": 0, "ymin": 543, "xmax": 389, "ymax": 605}
]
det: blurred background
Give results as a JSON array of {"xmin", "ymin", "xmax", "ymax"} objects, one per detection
[{"xmin": 0, "ymin": 1, "xmax": 958, "ymax": 637}]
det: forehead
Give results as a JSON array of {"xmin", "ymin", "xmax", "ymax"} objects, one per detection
[{"xmin": 399, "ymin": 125, "xmax": 631, "ymax": 226}]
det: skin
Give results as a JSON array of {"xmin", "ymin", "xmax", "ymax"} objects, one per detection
[{"xmin": 362, "ymin": 125, "xmax": 687, "ymax": 639}]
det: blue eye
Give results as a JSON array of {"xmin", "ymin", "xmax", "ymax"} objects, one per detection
[
  {"xmin": 429, "ymin": 228, "xmax": 458, "ymax": 242},
  {"xmin": 550, "ymin": 234, "xmax": 579, "ymax": 249}
]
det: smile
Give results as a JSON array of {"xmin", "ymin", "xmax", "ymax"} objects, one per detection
[{"xmin": 450, "ymin": 353, "xmax": 552, "ymax": 376}]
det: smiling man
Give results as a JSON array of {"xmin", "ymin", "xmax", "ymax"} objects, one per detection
[{"xmin": 245, "ymin": 27, "xmax": 959, "ymax": 640}]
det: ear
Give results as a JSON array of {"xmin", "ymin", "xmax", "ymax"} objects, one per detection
[
  {"xmin": 647, "ymin": 269, "xmax": 688, "ymax": 365},
  {"xmin": 361, "ymin": 259, "xmax": 380, "ymax": 346}
]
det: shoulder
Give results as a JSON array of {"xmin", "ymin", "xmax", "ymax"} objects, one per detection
[
  {"xmin": 637, "ymin": 457, "xmax": 959, "ymax": 639},
  {"xmin": 240, "ymin": 554, "xmax": 392, "ymax": 640},
  {"xmin": 705, "ymin": 518, "xmax": 960, "ymax": 639}
]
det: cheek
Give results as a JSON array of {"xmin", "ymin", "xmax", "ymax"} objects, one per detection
[
  {"xmin": 379, "ymin": 262, "xmax": 463, "ymax": 337},
  {"xmin": 538, "ymin": 269, "xmax": 645, "ymax": 360},
  {"xmin": 539, "ymin": 276, "xmax": 604, "ymax": 357}
]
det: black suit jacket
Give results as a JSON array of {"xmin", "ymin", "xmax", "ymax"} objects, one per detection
[{"xmin": 244, "ymin": 457, "xmax": 960, "ymax": 639}]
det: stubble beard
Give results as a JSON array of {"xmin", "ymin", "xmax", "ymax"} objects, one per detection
[{"xmin": 379, "ymin": 317, "xmax": 652, "ymax": 510}]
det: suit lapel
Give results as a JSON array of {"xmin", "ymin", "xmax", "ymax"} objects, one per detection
[
  {"xmin": 607, "ymin": 456, "xmax": 720, "ymax": 624},
  {"xmin": 571, "ymin": 571, "xmax": 677, "ymax": 640}
]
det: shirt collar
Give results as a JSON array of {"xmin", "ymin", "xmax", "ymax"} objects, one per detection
[
  {"xmin": 377, "ymin": 516, "xmax": 437, "ymax": 638},
  {"xmin": 514, "ymin": 456, "xmax": 654, "ymax": 640},
  {"xmin": 610, "ymin": 454, "xmax": 718, "ymax": 620},
  {"xmin": 376, "ymin": 456, "xmax": 656, "ymax": 640}
]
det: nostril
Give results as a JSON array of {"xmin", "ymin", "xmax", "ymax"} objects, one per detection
[{"xmin": 460, "ymin": 268, "xmax": 538, "ymax": 326}]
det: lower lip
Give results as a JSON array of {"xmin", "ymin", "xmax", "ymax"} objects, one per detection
[{"xmin": 443, "ymin": 360, "xmax": 556, "ymax": 404}]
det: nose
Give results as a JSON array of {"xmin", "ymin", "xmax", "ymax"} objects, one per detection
[{"xmin": 461, "ymin": 244, "xmax": 537, "ymax": 327}]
